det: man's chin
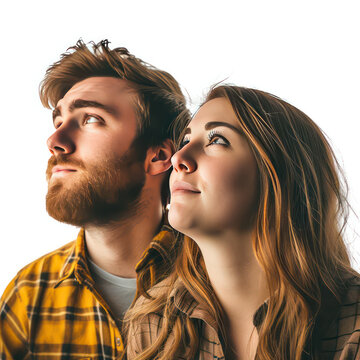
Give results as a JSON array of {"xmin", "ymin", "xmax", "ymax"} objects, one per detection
[
  {"xmin": 47, "ymin": 174, "xmax": 81, "ymax": 190},
  {"xmin": 46, "ymin": 183, "xmax": 145, "ymax": 227},
  {"xmin": 46, "ymin": 196, "xmax": 86, "ymax": 227},
  {"xmin": 45, "ymin": 150, "xmax": 146, "ymax": 227}
]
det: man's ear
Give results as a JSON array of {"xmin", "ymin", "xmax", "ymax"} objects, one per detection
[{"xmin": 144, "ymin": 139, "xmax": 175, "ymax": 175}]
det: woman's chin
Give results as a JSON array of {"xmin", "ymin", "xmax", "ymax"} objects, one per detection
[{"xmin": 168, "ymin": 206, "xmax": 197, "ymax": 235}]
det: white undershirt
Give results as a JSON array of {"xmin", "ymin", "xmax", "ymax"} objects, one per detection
[{"xmin": 88, "ymin": 258, "xmax": 137, "ymax": 322}]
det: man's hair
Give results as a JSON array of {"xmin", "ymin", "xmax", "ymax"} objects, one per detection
[{"xmin": 40, "ymin": 39, "xmax": 190, "ymax": 149}]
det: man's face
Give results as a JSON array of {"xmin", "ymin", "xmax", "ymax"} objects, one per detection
[{"xmin": 46, "ymin": 77, "xmax": 146, "ymax": 226}]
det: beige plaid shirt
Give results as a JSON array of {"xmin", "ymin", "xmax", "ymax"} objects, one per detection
[{"xmin": 127, "ymin": 275, "xmax": 360, "ymax": 359}]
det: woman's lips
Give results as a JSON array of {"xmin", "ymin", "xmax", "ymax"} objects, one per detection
[{"xmin": 171, "ymin": 180, "xmax": 200, "ymax": 194}]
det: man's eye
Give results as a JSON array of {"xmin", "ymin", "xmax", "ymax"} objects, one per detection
[
  {"xmin": 84, "ymin": 115, "xmax": 102, "ymax": 124},
  {"xmin": 54, "ymin": 121, "xmax": 62, "ymax": 129}
]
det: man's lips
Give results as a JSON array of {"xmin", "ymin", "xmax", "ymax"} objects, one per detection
[
  {"xmin": 51, "ymin": 165, "xmax": 77, "ymax": 175},
  {"xmin": 171, "ymin": 181, "xmax": 200, "ymax": 194}
]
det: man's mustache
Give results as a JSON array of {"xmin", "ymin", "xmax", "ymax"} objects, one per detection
[{"xmin": 46, "ymin": 155, "xmax": 86, "ymax": 180}]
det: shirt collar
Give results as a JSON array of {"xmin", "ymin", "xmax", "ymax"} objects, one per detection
[
  {"xmin": 55, "ymin": 228, "xmax": 93, "ymax": 287},
  {"xmin": 169, "ymin": 277, "xmax": 271, "ymax": 332},
  {"xmin": 135, "ymin": 224, "xmax": 178, "ymax": 274},
  {"xmin": 55, "ymin": 224, "xmax": 177, "ymax": 288},
  {"xmin": 168, "ymin": 278, "xmax": 350, "ymax": 340}
]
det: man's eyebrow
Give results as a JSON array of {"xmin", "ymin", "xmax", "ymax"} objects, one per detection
[
  {"xmin": 69, "ymin": 99, "xmax": 118, "ymax": 116},
  {"xmin": 52, "ymin": 99, "xmax": 118, "ymax": 123},
  {"xmin": 183, "ymin": 121, "xmax": 242, "ymax": 135},
  {"xmin": 52, "ymin": 107, "xmax": 61, "ymax": 122}
]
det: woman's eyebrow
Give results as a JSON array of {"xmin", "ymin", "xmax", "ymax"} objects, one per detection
[
  {"xmin": 205, "ymin": 121, "xmax": 242, "ymax": 134},
  {"xmin": 183, "ymin": 121, "xmax": 242, "ymax": 136}
]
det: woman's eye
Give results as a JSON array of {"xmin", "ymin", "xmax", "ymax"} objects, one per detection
[
  {"xmin": 209, "ymin": 136, "xmax": 228, "ymax": 145},
  {"xmin": 179, "ymin": 138, "xmax": 190, "ymax": 149},
  {"xmin": 84, "ymin": 115, "xmax": 102, "ymax": 124},
  {"xmin": 207, "ymin": 131, "xmax": 229, "ymax": 146}
]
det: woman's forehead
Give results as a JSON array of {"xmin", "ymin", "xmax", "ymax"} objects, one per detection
[{"xmin": 188, "ymin": 98, "xmax": 239, "ymax": 130}]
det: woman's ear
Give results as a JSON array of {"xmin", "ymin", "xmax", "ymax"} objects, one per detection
[{"xmin": 144, "ymin": 139, "xmax": 175, "ymax": 175}]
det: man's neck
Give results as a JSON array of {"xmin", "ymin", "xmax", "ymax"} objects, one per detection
[{"xmin": 84, "ymin": 201, "xmax": 163, "ymax": 278}]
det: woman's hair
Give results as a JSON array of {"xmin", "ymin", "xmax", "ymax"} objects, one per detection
[{"xmin": 125, "ymin": 85, "xmax": 357, "ymax": 359}]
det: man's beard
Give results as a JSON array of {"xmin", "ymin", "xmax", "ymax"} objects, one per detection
[{"xmin": 46, "ymin": 144, "xmax": 146, "ymax": 227}]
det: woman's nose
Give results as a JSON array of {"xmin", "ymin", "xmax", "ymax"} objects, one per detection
[{"xmin": 171, "ymin": 147, "xmax": 197, "ymax": 173}]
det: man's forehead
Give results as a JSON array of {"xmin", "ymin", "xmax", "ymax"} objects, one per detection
[{"xmin": 56, "ymin": 76, "xmax": 136, "ymax": 108}]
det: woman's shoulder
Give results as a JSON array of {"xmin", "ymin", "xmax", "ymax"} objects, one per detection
[
  {"xmin": 342, "ymin": 274, "xmax": 360, "ymax": 301},
  {"xmin": 126, "ymin": 277, "xmax": 185, "ymax": 358},
  {"xmin": 320, "ymin": 274, "xmax": 360, "ymax": 359},
  {"xmin": 337, "ymin": 274, "xmax": 360, "ymax": 324},
  {"xmin": 127, "ymin": 276, "xmax": 184, "ymax": 333},
  {"xmin": 133, "ymin": 276, "xmax": 177, "ymax": 308}
]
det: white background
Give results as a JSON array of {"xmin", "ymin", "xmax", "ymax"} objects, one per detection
[{"xmin": 0, "ymin": 0, "xmax": 359, "ymax": 294}]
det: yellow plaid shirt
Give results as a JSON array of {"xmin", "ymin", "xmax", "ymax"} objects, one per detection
[{"xmin": 0, "ymin": 226, "xmax": 178, "ymax": 360}]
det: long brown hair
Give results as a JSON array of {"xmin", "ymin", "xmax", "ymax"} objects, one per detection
[{"xmin": 125, "ymin": 85, "xmax": 357, "ymax": 359}]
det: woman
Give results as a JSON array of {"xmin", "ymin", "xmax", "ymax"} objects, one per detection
[{"xmin": 125, "ymin": 85, "xmax": 360, "ymax": 359}]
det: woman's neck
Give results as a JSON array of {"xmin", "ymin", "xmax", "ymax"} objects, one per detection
[{"xmin": 194, "ymin": 229, "xmax": 269, "ymax": 359}]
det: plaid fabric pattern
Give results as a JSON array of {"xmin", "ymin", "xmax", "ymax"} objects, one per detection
[
  {"xmin": 0, "ymin": 226, "xmax": 177, "ymax": 360},
  {"xmin": 127, "ymin": 276, "xmax": 360, "ymax": 360}
]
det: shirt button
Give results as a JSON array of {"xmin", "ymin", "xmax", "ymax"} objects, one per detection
[{"xmin": 116, "ymin": 337, "xmax": 121, "ymax": 347}]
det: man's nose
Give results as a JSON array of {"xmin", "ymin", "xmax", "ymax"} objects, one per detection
[{"xmin": 47, "ymin": 123, "xmax": 76, "ymax": 155}]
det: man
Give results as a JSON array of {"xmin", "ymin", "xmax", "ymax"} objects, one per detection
[{"xmin": 0, "ymin": 40, "xmax": 189, "ymax": 359}]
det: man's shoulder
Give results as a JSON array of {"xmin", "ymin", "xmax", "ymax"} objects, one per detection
[
  {"xmin": 1, "ymin": 240, "xmax": 76, "ymax": 301},
  {"xmin": 17, "ymin": 240, "xmax": 76, "ymax": 279}
]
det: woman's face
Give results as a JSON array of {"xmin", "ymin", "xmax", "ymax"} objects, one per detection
[{"xmin": 168, "ymin": 97, "xmax": 259, "ymax": 238}]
